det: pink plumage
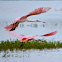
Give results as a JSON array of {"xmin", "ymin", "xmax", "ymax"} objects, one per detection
[
  {"xmin": 41, "ymin": 31, "xmax": 57, "ymax": 36},
  {"xmin": 4, "ymin": 24, "xmax": 13, "ymax": 30},
  {"xmin": 4, "ymin": 7, "xmax": 51, "ymax": 31},
  {"xmin": 8, "ymin": 31, "xmax": 57, "ymax": 42},
  {"xmin": 26, "ymin": 7, "xmax": 51, "ymax": 17}
]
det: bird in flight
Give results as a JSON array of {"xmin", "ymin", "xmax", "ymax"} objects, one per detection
[
  {"xmin": 8, "ymin": 31, "xmax": 57, "ymax": 42},
  {"xmin": 5, "ymin": 7, "xmax": 51, "ymax": 31}
]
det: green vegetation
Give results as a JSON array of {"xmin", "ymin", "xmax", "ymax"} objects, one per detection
[{"xmin": 0, "ymin": 40, "xmax": 62, "ymax": 51}]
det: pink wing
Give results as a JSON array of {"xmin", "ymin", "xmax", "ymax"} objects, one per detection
[
  {"xmin": 8, "ymin": 32, "xmax": 27, "ymax": 39},
  {"xmin": 4, "ymin": 16, "xmax": 27, "ymax": 31},
  {"xmin": 4, "ymin": 7, "xmax": 51, "ymax": 31},
  {"xmin": 26, "ymin": 7, "xmax": 51, "ymax": 17},
  {"xmin": 29, "ymin": 31, "xmax": 57, "ymax": 38},
  {"xmin": 41, "ymin": 31, "xmax": 57, "ymax": 36},
  {"xmin": 8, "ymin": 31, "xmax": 57, "ymax": 40},
  {"xmin": 4, "ymin": 24, "xmax": 13, "ymax": 30},
  {"xmin": 13, "ymin": 17, "xmax": 20, "ymax": 23}
]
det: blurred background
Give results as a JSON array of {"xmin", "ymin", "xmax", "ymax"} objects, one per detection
[{"xmin": 0, "ymin": 1, "xmax": 62, "ymax": 41}]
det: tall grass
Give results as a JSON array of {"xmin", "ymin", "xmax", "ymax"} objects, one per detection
[{"xmin": 0, "ymin": 40, "xmax": 62, "ymax": 51}]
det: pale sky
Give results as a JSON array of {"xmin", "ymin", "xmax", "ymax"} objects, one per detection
[{"xmin": 0, "ymin": 1, "xmax": 62, "ymax": 22}]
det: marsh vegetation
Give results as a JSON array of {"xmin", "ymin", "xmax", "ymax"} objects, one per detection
[{"xmin": 0, "ymin": 40, "xmax": 62, "ymax": 51}]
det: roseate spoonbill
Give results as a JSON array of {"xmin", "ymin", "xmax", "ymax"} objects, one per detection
[
  {"xmin": 8, "ymin": 31, "xmax": 57, "ymax": 42},
  {"xmin": 5, "ymin": 7, "xmax": 51, "ymax": 31}
]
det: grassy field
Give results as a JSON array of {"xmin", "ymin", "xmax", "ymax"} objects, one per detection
[{"xmin": 0, "ymin": 40, "xmax": 62, "ymax": 51}]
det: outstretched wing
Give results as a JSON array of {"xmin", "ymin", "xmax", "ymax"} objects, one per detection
[
  {"xmin": 8, "ymin": 31, "xmax": 57, "ymax": 40},
  {"xmin": 4, "ymin": 21, "xmax": 19, "ymax": 31},
  {"xmin": 26, "ymin": 7, "xmax": 51, "ymax": 17},
  {"xmin": 41, "ymin": 31, "xmax": 57, "ymax": 36},
  {"xmin": 4, "ymin": 7, "xmax": 51, "ymax": 31},
  {"xmin": 4, "ymin": 24, "xmax": 13, "ymax": 30},
  {"xmin": 27, "ymin": 31, "xmax": 57, "ymax": 39},
  {"xmin": 32, "ymin": 31, "xmax": 57, "ymax": 38},
  {"xmin": 8, "ymin": 32, "xmax": 27, "ymax": 39}
]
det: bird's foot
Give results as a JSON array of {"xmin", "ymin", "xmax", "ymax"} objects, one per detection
[{"xmin": 19, "ymin": 42, "xmax": 25, "ymax": 48}]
